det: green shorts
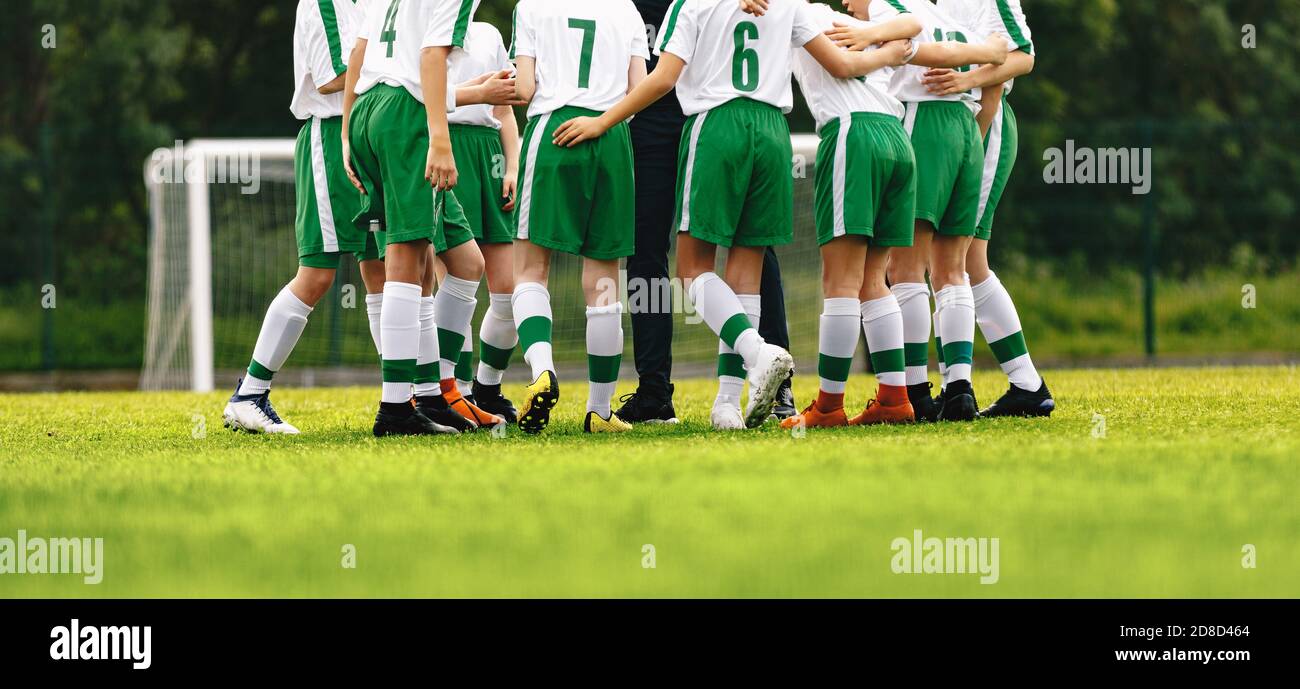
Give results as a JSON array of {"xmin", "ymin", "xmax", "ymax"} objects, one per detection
[
  {"xmin": 975, "ymin": 97, "xmax": 1018, "ymax": 240},
  {"xmin": 295, "ymin": 116, "xmax": 380, "ymax": 266},
  {"xmin": 675, "ymin": 98, "xmax": 793, "ymax": 248},
  {"xmin": 514, "ymin": 106, "xmax": 634, "ymax": 259},
  {"xmin": 814, "ymin": 112, "xmax": 916, "ymax": 248},
  {"xmin": 347, "ymin": 84, "xmax": 474, "ymax": 254},
  {"xmin": 450, "ymin": 124, "xmax": 514, "ymax": 244},
  {"xmin": 903, "ymin": 100, "xmax": 984, "ymax": 237}
]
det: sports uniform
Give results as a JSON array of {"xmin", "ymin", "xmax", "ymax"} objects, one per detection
[{"xmin": 448, "ymin": 21, "xmax": 516, "ymax": 245}]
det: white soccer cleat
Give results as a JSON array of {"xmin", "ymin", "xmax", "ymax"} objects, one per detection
[
  {"xmin": 223, "ymin": 389, "xmax": 300, "ymax": 435},
  {"xmin": 743, "ymin": 343, "xmax": 795, "ymax": 429},
  {"xmin": 711, "ymin": 402, "xmax": 745, "ymax": 430}
]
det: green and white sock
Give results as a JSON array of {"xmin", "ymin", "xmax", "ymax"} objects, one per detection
[
  {"xmin": 239, "ymin": 286, "xmax": 313, "ymax": 397},
  {"xmin": 381, "ymin": 282, "xmax": 423, "ymax": 404},
  {"xmin": 413, "ymin": 295, "xmax": 441, "ymax": 398},
  {"xmin": 434, "ymin": 274, "xmax": 479, "ymax": 382},
  {"xmin": 861, "ymin": 295, "xmax": 906, "ymax": 387},
  {"xmin": 891, "ymin": 282, "xmax": 931, "ymax": 387},
  {"xmin": 818, "ymin": 298, "xmax": 859, "ymax": 395},
  {"xmin": 973, "ymin": 272, "xmax": 1042, "ymax": 392},
  {"xmin": 455, "ymin": 333, "xmax": 474, "ymax": 396},
  {"xmin": 586, "ymin": 303, "xmax": 624, "ymax": 417},
  {"xmin": 512, "ymin": 282, "xmax": 555, "ymax": 381},
  {"xmin": 476, "ymin": 292, "xmax": 517, "ymax": 386},
  {"xmin": 365, "ymin": 292, "xmax": 383, "ymax": 356},
  {"xmin": 933, "ymin": 306, "xmax": 947, "ymax": 390},
  {"xmin": 935, "ymin": 284, "xmax": 975, "ymax": 384},
  {"xmin": 714, "ymin": 292, "xmax": 761, "ymax": 406}
]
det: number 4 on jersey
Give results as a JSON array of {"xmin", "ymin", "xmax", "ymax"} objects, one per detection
[{"xmin": 381, "ymin": 0, "xmax": 403, "ymax": 57}]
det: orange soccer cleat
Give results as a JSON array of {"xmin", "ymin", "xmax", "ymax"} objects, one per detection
[
  {"xmin": 848, "ymin": 398, "xmax": 916, "ymax": 426},
  {"xmin": 779, "ymin": 402, "xmax": 849, "ymax": 430},
  {"xmin": 441, "ymin": 380, "xmax": 505, "ymax": 429}
]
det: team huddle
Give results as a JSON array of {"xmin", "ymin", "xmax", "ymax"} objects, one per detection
[{"xmin": 222, "ymin": 0, "xmax": 1056, "ymax": 438}]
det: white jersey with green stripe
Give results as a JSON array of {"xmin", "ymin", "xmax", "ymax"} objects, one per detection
[
  {"xmin": 292, "ymin": 0, "xmax": 373, "ymax": 119},
  {"xmin": 869, "ymin": 0, "xmax": 982, "ymax": 110},
  {"xmin": 356, "ymin": 0, "xmax": 480, "ymax": 105},
  {"xmin": 448, "ymin": 22, "xmax": 512, "ymax": 128},
  {"xmin": 792, "ymin": 4, "xmax": 904, "ymax": 131},
  {"xmin": 510, "ymin": 0, "xmax": 650, "ymax": 119},
  {"xmin": 655, "ymin": 0, "xmax": 822, "ymax": 116},
  {"xmin": 936, "ymin": 0, "xmax": 1032, "ymax": 95}
]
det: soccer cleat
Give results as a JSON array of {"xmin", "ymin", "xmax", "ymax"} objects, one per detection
[
  {"xmin": 744, "ymin": 344, "xmax": 795, "ymax": 429},
  {"xmin": 907, "ymin": 382, "xmax": 942, "ymax": 423},
  {"xmin": 584, "ymin": 410, "xmax": 633, "ymax": 433},
  {"xmin": 937, "ymin": 380, "xmax": 979, "ymax": 422},
  {"xmin": 518, "ymin": 370, "xmax": 560, "ymax": 435},
  {"xmin": 848, "ymin": 398, "xmax": 916, "ymax": 426},
  {"xmin": 710, "ymin": 402, "xmax": 746, "ymax": 430},
  {"xmin": 779, "ymin": 402, "xmax": 848, "ymax": 430},
  {"xmin": 471, "ymin": 381, "xmax": 518, "ymax": 424},
  {"xmin": 223, "ymin": 380, "xmax": 300, "ymax": 435},
  {"xmin": 444, "ymin": 387, "xmax": 505, "ymax": 430},
  {"xmin": 771, "ymin": 372, "xmax": 797, "ymax": 420},
  {"xmin": 373, "ymin": 404, "xmax": 458, "ymax": 437},
  {"xmin": 981, "ymin": 380, "xmax": 1056, "ymax": 418},
  {"xmin": 415, "ymin": 396, "xmax": 478, "ymax": 433},
  {"xmin": 614, "ymin": 386, "xmax": 680, "ymax": 424}
]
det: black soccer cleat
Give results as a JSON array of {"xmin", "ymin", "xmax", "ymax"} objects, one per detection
[
  {"xmin": 614, "ymin": 385, "xmax": 679, "ymax": 424},
  {"xmin": 937, "ymin": 380, "xmax": 979, "ymax": 422},
  {"xmin": 471, "ymin": 381, "xmax": 518, "ymax": 424},
  {"xmin": 907, "ymin": 382, "xmax": 943, "ymax": 423},
  {"xmin": 518, "ymin": 371, "xmax": 560, "ymax": 435},
  {"xmin": 772, "ymin": 372, "xmax": 797, "ymax": 420},
  {"xmin": 373, "ymin": 403, "xmax": 458, "ymax": 437},
  {"xmin": 981, "ymin": 380, "xmax": 1056, "ymax": 418},
  {"xmin": 415, "ymin": 395, "xmax": 479, "ymax": 433}
]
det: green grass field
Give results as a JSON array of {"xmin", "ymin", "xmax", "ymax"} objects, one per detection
[{"xmin": 1, "ymin": 366, "xmax": 1297, "ymax": 598}]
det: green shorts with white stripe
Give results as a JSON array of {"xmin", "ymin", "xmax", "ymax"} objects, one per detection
[
  {"xmin": 514, "ymin": 106, "xmax": 634, "ymax": 259},
  {"xmin": 904, "ymin": 100, "xmax": 983, "ymax": 237},
  {"xmin": 674, "ymin": 98, "xmax": 793, "ymax": 248},
  {"xmin": 295, "ymin": 116, "xmax": 379, "ymax": 266},
  {"xmin": 814, "ymin": 112, "xmax": 916, "ymax": 248},
  {"xmin": 975, "ymin": 96, "xmax": 1018, "ymax": 240}
]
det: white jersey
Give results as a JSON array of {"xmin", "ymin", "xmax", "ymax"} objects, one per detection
[
  {"xmin": 792, "ymin": 4, "xmax": 904, "ymax": 131},
  {"xmin": 291, "ymin": 0, "xmax": 372, "ymax": 119},
  {"xmin": 448, "ymin": 22, "xmax": 512, "ymax": 128},
  {"xmin": 936, "ymin": 0, "xmax": 1032, "ymax": 94},
  {"xmin": 356, "ymin": 0, "xmax": 481, "ymax": 110},
  {"xmin": 869, "ymin": 0, "xmax": 982, "ymax": 111},
  {"xmin": 656, "ymin": 0, "xmax": 822, "ymax": 116},
  {"xmin": 510, "ymin": 0, "xmax": 650, "ymax": 119}
]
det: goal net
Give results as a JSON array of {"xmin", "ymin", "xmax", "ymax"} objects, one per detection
[{"xmin": 142, "ymin": 135, "xmax": 828, "ymax": 391}]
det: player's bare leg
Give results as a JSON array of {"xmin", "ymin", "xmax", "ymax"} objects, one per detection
[
  {"xmin": 581, "ymin": 257, "xmax": 631, "ymax": 433},
  {"xmin": 888, "ymin": 222, "xmax": 941, "ymax": 420}
]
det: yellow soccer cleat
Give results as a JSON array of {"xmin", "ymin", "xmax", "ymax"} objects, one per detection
[
  {"xmin": 518, "ymin": 370, "xmax": 560, "ymax": 435},
  {"xmin": 583, "ymin": 410, "xmax": 633, "ymax": 434}
]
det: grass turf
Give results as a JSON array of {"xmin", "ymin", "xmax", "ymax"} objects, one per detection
[{"xmin": 0, "ymin": 366, "xmax": 1296, "ymax": 598}]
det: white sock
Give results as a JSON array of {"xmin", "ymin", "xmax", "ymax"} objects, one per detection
[
  {"xmin": 434, "ymin": 274, "xmax": 479, "ymax": 382},
  {"xmin": 585, "ymin": 303, "xmax": 624, "ymax": 417},
  {"xmin": 714, "ymin": 293, "xmax": 761, "ymax": 406},
  {"xmin": 933, "ymin": 303, "xmax": 947, "ymax": 389},
  {"xmin": 476, "ymin": 293, "xmax": 517, "ymax": 386},
  {"xmin": 861, "ymin": 295, "xmax": 906, "ymax": 388},
  {"xmin": 240, "ymin": 286, "xmax": 314, "ymax": 396},
  {"xmin": 817, "ymin": 297, "xmax": 860, "ymax": 395},
  {"xmin": 935, "ymin": 284, "xmax": 976, "ymax": 384},
  {"xmin": 456, "ymin": 330, "xmax": 473, "ymax": 396},
  {"xmin": 891, "ymin": 282, "xmax": 932, "ymax": 387},
  {"xmin": 380, "ymin": 282, "xmax": 423, "ymax": 404},
  {"xmin": 365, "ymin": 292, "xmax": 383, "ymax": 356},
  {"xmin": 972, "ymin": 272, "xmax": 1042, "ymax": 391},
  {"xmin": 413, "ymin": 295, "xmax": 441, "ymax": 398},
  {"xmin": 689, "ymin": 272, "xmax": 765, "ymax": 371},
  {"xmin": 512, "ymin": 282, "xmax": 555, "ymax": 380}
]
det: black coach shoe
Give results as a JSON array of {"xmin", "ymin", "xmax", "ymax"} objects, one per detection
[
  {"xmin": 415, "ymin": 395, "xmax": 479, "ymax": 433},
  {"xmin": 772, "ymin": 372, "xmax": 797, "ymax": 420},
  {"xmin": 471, "ymin": 381, "xmax": 518, "ymax": 424},
  {"xmin": 907, "ymin": 382, "xmax": 942, "ymax": 423},
  {"xmin": 937, "ymin": 380, "xmax": 979, "ymax": 422},
  {"xmin": 373, "ymin": 403, "xmax": 458, "ymax": 437},
  {"xmin": 981, "ymin": 380, "xmax": 1056, "ymax": 418},
  {"xmin": 614, "ymin": 384, "xmax": 679, "ymax": 424}
]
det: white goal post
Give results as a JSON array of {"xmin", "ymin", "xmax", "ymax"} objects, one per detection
[{"xmin": 142, "ymin": 135, "xmax": 824, "ymax": 392}]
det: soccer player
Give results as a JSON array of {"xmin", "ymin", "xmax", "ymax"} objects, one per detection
[
  {"xmin": 508, "ymin": 0, "xmax": 650, "ymax": 434},
  {"xmin": 553, "ymin": 0, "xmax": 913, "ymax": 429},
  {"xmin": 924, "ymin": 0, "xmax": 1055, "ymax": 417},
  {"xmin": 778, "ymin": 0, "xmax": 923, "ymax": 430},
  {"xmin": 828, "ymin": 0, "xmax": 1008, "ymax": 422},
  {"xmin": 433, "ymin": 19, "xmax": 524, "ymax": 425},
  {"xmin": 342, "ymin": 0, "xmax": 498, "ymax": 436},
  {"xmin": 224, "ymin": 0, "xmax": 380, "ymax": 435}
]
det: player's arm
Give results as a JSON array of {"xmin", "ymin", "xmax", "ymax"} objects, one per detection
[
  {"xmin": 456, "ymin": 70, "xmax": 527, "ymax": 107},
  {"xmin": 318, "ymin": 73, "xmax": 346, "ymax": 95},
  {"xmin": 922, "ymin": 50, "xmax": 1033, "ymax": 96},
  {"xmin": 974, "ymin": 81, "xmax": 1004, "ymax": 137},
  {"xmin": 824, "ymin": 17, "xmax": 923, "ymax": 51},
  {"xmin": 738, "ymin": 0, "xmax": 769, "ymax": 16},
  {"xmin": 513, "ymin": 56, "xmax": 537, "ymax": 104},
  {"xmin": 421, "ymin": 46, "xmax": 457, "ymax": 190},
  {"xmin": 341, "ymin": 39, "xmax": 368, "ymax": 193},
  {"xmin": 627, "ymin": 56, "xmax": 648, "ymax": 94},
  {"xmin": 803, "ymin": 34, "xmax": 914, "ymax": 80},
  {"xmin": 497, "ymin": 105, "xmax": 521, "ymax": 211},
  {"xmin": 551, "ymin": 53, "xmax": 684, "ymax": 148},
  {"xmin": 910, "ymin": 34, "xmax": 1008, "ymax": 68}
]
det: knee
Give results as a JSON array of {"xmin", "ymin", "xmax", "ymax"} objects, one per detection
[{"xmin": 292, "ymin": 268, "xmax": 336, "ymax": 304}]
